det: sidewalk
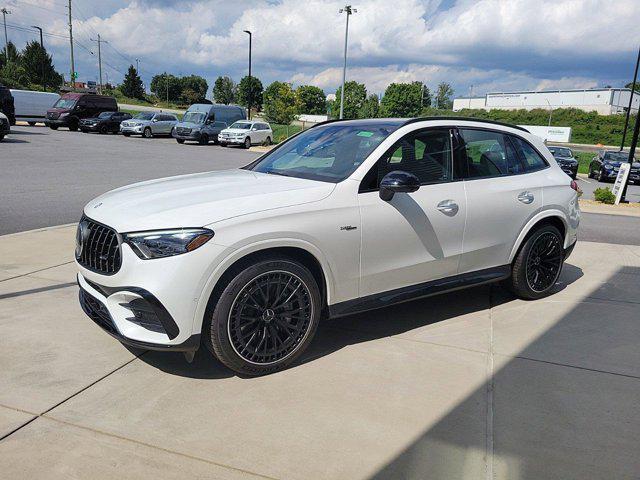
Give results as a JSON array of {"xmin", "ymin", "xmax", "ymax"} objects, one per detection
[{"xmin": 1, "ymin": 226, "xmax": 640, "ymax": 479}]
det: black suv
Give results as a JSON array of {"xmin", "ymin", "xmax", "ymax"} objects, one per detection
[
  {"xmin": 80, "ymin": 111, "xmax": 132, "ymax": 134},
  {"xmin": 588, "ymin": 150, "xmax": 640, "ymax": 184},
  {"xmin": 548, "ymin": 146, "xmax": 578, "ymax": 179},
  {"xmin": 0, "ymin": 84, "xmax": 15, "ymax": 125}
]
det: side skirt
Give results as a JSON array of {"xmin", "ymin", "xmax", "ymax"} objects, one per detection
[{"xmin": 328, "ymin": 265, "xmax": 511, "ymax": 318}]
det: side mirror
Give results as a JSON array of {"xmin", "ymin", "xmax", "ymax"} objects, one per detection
[
  {"xmin": 379, "ymin": 170, "xmax": 420, "ymax": 201},
  {"xmin": 152, "ymin": 118, "xmax": 158, "ymax": 123}
]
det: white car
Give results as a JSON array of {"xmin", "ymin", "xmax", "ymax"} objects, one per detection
[
  {"xmin": 76, "ymin": 118, "xmax": 580, "ymax": 375},
  {"xmin": 0, "ymin": 111, "xmax": 9, "ymax": 141},
  {"xmin": 219, "ymin": 120, "xmax": 273, "ymax": 148}
]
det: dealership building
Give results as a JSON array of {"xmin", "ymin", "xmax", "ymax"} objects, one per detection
[{"xmin": 453, "ymin": 88, "xmax": 639, "ymax": 115}]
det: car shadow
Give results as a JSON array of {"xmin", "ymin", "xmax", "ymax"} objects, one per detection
[
  {"xmin": 136, "ymin": 263, "xmax": 584, "ymax": 380},
  {"xmin": 1, "ymin": 137, "xmax": 29, "ymax": 143}
]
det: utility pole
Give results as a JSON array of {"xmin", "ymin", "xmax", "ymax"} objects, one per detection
[
  {"xmin": 90, "ymin": 34, "xmax": 107, "ymax": 94},
  {"xmin": 135, "ymin": 58, "xmax": 140, "ymax": 73},
  {"xmin": 243, "ymin": 30, "xmax": 252, "ymax": 119},
  {"xmin": 68, "ymin": 0, "xmax": 75, "ymax": 86},
  {"xmin": 31, "ymin": 25, "xmax": 44, "ymax": 91},
  {"xmin": 620, "ymin": 45, "xmax": 640, "ymax": 151},
  {"xmin": 620, "ymin": 101, "xmax": 639, "ymax": 203},
  {"xmin": 338, "ymin": 5, "xmax": 356, "ymax": 119},
  {"xmin": 1, "ymin": 8, "xmax": 10, "ymax": 62}
]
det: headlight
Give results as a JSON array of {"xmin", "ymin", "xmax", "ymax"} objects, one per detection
[
  {"xmin": 122, "ymin": 228, "xmax": 214, "ymax": 259},
  {"xmin": 59, "ymin": 113, "xmax": 68, "ymax": 118}
]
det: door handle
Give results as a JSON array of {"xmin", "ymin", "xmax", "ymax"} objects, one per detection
[
  {"xmin": 437, "ymin": 200, "xmax": 459, "ymax": 216},
  {"xmin": 517, "ymin": 191, "xmax": 535, "ymax": 204}
]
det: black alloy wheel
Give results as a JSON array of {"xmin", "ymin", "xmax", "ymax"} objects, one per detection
[
  {"xmin": 228, "ymin": 271, "xmax": 313, "ymax": 365},
  {"xmin": 99, "ymin": 124, "xmax": 108, "ymax": 134},
  {"xmin": 525, "ymin": 231, "xmax": 563, "ymax": 293}
]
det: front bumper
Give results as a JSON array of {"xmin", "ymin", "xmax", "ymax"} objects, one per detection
[
  {"xmin": 77, "ymin": 234, "xmax": 228, "ymax": 349},
  {"xmin": 80, "ymin": 123, "xmax": 100, "ymax": 131},
  {"xmin": 45, "ymin": 118, "xmax": 69, "ymax": 127},
  {"xmin": 558, "ymin": 164, "xmax": 578, "ymax": 177},
  {"xmin": 172, "ymin": 130, "xmax": 201, "ymax": 141},
  {"xmin": 219, "ymin": 134, "xmax": 246, "ymax": 144},
  {"xmin": 120, "ymin": 125, "xmax": 144, "ymax": 134}
]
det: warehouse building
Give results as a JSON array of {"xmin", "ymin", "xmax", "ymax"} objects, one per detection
[{"xmin": 453, "ymin": 88, "xmax": 639, "ymax": 115}]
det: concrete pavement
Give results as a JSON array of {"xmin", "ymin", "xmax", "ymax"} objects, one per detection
[{"xmin": 1, "ymin": 225, "xmax": 640, "ymax": 479}]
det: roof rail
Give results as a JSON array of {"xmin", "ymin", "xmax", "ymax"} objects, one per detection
[{"xmin": 402, "ymin": 116, "xmax": 529, "ymax": 133}]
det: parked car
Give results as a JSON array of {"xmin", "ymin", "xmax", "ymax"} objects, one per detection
[
  {"xmin": 588, "ymin": 150, "xmax": 640, "ymax": 184},
  {"xmin": 173, "ymin": 104, "xmax": 246, "ymax": 145},
  {"xmin": 80, "ymin": 111, "xmax": 133, "ymax": 134},
  {"xmin": 547, "ymin": 146, "xmax": 578, "ymax": 179},
  {"xmin": 76, "ymin": 118, "xmax": 580, "ymax": 375},
  {"xmin": 0, "ymin": 84, "xmax": 15, "ymax": 125},
  {"xmin": 45, "ymin": 93, "xmax": 118, "ymax": 131},
  {"xmin": 0, "ymin": 111, "xmax": 10, "ymax": 141},
  {"xmin": 120, "ymin": 111, "xmax": 179, "ymax": 138},
  {"xmin": 10, "ymin": 89, "xmax": 60, "ymax": 125},
  {"xmin": 219, "ymin": 120, "xmax": 273, "ymax": 148}
]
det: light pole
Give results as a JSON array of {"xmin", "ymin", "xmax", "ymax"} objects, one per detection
[
  {"xmin": 338, "ymin": 5, "xmax": 356, "ymax": 119},
  {"xmin": 31, "ymin": 25, "xmax": 44, "ymax": 91},
  {"xmin": 620, "ymin": 45, "xmax": 640, "ymax": 151},
  {"xmin": 243, "ymin": 30, "xmax": 252, "ymax": 119},
  {"xmin": 1, "ymin": 8, "xmax": 10, "ymax": 62}
]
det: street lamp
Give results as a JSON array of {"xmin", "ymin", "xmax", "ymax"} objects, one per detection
[
  {"xmin": 31, "ymin": 25, "xmax": 45, "ymax": 91},
  {"xmin": 338, "ymin": 5, "xmax": 356, "ymax": 119},
  {"xmin": 1, "ymin": 8, "xmax": 11, "ymax": 62},
  {"xmin": 243, "ymin": 30, "xmax": 252, "ymax": 120}
]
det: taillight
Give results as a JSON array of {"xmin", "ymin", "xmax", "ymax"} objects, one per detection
[{"xmin": 570, "ymin": 180, "xmax": 579, "ymax": 191}]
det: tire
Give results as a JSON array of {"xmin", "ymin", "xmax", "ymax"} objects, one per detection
[
  {"xmin": 264, "ymin": 136, "xmax": 272, "ymax": 146},
  {"xmin": 199, "ymin": 133, "xmax": 209, "ymax": 145},
  {"xmin": 244, "ymin": 137, "xmax": 251, "ymax": 149},
  {"xmin": 122, "ymin": 132, "xmax": 131, "ymax": 137},
  {"xmin": 204, "ymin": 255, "xmax": 322, "ymax": 376},
  {"xmin": 220, "ymin": 142, "xmax": 227, "ymax": 147},
  {"xmin": 587, "ymin": 168, "xmax": 593, "ymax": 179},
  {"xmin": 508, "ymin": 225, "xmax": 564, "ymax": 300},
  {"xmin": 0, "ymin": 135, "xmax": 4, "ymax": 142},
  {"xmin": 68, "ymin": 120, "xmax": 78, "ymax": 131},
  {"xmin": 49, "ymin": 125, "xmax": 58, "ymax": 130},
  {"xmin": 176, "ymin": 138, "xmax": 185, "ymax": 144},
  {"xmin": 99, "ymin": 125, "xmax": 108, "ymax": 134},
  {"xmin": 28, "ymin": 121, "xmax": 36, "ymax": 126},
  {"xmin": 143, "ymin": 127, "xmax": 152, "ymax": 138}
]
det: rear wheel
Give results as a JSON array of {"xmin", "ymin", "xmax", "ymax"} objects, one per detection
[
  {"xmin": 205, "ymin": 255, "xmax": 321, "ymax": 376},
  {"xmin": 509, "ymin": 225, "xmax": 564, "ymax": 300},
  {"xmin": 264, "ymin": 136, "xmax": 272, "ymax": 146},
  {"xmin": 143, "ymin": 127, "xmax": 152, "ymax": 138}
]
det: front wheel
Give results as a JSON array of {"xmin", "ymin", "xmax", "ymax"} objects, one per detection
[
  {"xmin": 49, "ymin": 125, "xmax": 59, "ymax": 130},
  {"xmin": 122, "ymin": 132, "xmax": 131, "ymax": 137},
  {"xmin": 176, "ymin": 138, "xmax": 185, "ymax": 144},
  {"xmin": 143, "ymin": 127, "xmax": 152, "ymax": 139},
  {"xmin": 205, "ymin": 255, "xmax": 321, "ymax": 376},
  {"xmin": 508, "ymin": 225, "xmax": 564, "ymax": 300},
  {"xmin": 244, "ymin": 137, "xmax": 251, "ymax": 149},
  {"xmin": 28, "ymin": 121, "xmax": 36, "ymax": 126},
  {"xmin": 199, "ymin": 133, "xmax": 209, "ymax": 145},
  {"xmin": 99, "ymin": 125, "xmax": 108, "ymax": 134}
]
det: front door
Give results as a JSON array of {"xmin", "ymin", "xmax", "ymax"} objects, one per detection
[{"xmin": 358, "ymin": 128, "xmax": 467, "ymax": 297}]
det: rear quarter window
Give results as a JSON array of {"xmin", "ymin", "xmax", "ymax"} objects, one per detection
[{"xmin": 511, "ymin": 136, "xmax": 548, "ymax": 172}]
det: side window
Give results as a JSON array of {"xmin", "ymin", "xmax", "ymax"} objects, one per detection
[
  {"xmin": 376, "ymin": 129, "xmax": 452, "ymax": 187},
  {"xmin": 458, "ymin": 129, "xmax": 523, "ymax": 179},
  {"xmin": 511, "ymin": 136, "xmax": 548, "ymax": 172}
]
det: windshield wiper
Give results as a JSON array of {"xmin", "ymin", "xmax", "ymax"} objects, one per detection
[{"xmin": 264, "ymin": 170, "xmax": 293, "ymax": 177}]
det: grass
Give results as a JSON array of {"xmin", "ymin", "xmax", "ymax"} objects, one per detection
[
  {"xmin": 574, "ymin": 151, "xmax": 594, "ymax": 174},
  {"xmin": 271, "ymin": 124, "xmax": 303, "ymax": 143}
]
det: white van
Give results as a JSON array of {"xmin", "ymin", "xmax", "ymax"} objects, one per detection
[{"xmin": 11, "ymin": 89, "xmax": 60, "ymax": 125}]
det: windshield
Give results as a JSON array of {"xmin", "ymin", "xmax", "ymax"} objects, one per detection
[
  {"xmin": 98, "ymin": 112, "xmax": 112, "ymax": 118},
  {"xmin": 604, "ymin": 152, "xmax": 629, "ymax": 162},
  {"xmin": 53, "ymin": 98, "xmax": 77, "ymax": 109},
  {"xmin": 230, "ymin": 122, "xmax": 252, "ymax": 130},
  {"xmin": 248, "ymin": 122, "xmax": 400, "ymax": 183},
  {"xmin": 183, "ymin": 112, "xmax": 206, "ymax": 124},
  {"xmin": 549, "ymin": 147, "xmax": 572, "ymax": 157},
  {"xmin": 133, "ymin": 112, "xmax": 155, "ymax": 120}
]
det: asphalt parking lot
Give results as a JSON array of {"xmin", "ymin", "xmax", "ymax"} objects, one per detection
[
  {"xmin": 0, "ymin": 125, "xmax": 260, "ymax": 234},
  {"xmin": 576, "ymin": 173, "xmax": 640, "ymax": 202}
]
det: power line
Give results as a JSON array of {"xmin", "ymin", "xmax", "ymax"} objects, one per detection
[{"xmin": 8, "ymin": 0, "xmax": 67, "ymax": 17}]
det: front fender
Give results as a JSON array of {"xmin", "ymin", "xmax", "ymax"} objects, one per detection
[{"xmin": 190, "ymin": 238, "xmax": 336, "ymax": 336}]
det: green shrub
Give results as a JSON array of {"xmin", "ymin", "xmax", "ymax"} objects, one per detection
[{"xmin": 594, "ymin": 187, "xmax": 616, "ymax": 204}]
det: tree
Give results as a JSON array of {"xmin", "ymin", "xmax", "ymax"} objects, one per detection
[
  {"xmin": 435, "ymin": 82, "xmax": 454, "ymax": 110},
  {"xmin": 237, "ymin": 75, "xmax": 264, "ymax": 112},
  {"xmin": 332, "ymin": 81, "xmax": 366, "ymax": 119},
  {"xmin": 213, "ymin": 76, "xmax": 235, "ymax": 104},
  {"xmin": 20, "ymin": 41, "xmax": 63, "ymax": 90},
  {"xmin": 0, "ymin": 41, "xmax": 21, "ymax": 69},
  {"xmin": 380, "ymin": 82, "xmax": 425, "ymax": 117},
  {"xmin": 150, "ymin": 73, "xmax": 182, "ymax": 102},
  {"xmin": 296, "ymin": 85, "xmax": 326, "ymax": 114},
  {"xmin": 625, "ymin": 81, "xmax": 640, "ymax": 93},
  {"xmin": 0, "ymin": 62, "xmax": 28, "ymax": 88},
  {"xmin": 263, "ymin": 81, "xmax": 297, "ymax": 125},
  {"xmin": 120, "ymin": 65, "xmax": 145, "ymax": 99},
  {"xmin": 359, "ymin": 94, "xmax": 380, "ymax": 118},
  {"xmin": 180, "ymin": 75, "xmax": 208, "ymax": 103}
]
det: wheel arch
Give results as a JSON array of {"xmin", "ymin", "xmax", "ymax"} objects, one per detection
[
  {"xmin": 193, "ymin": 240, "xmax": 333, "ymax": 336},
  {"xmin": 508, "ymin": 211, "xmax": 568, "ymax": 263}
]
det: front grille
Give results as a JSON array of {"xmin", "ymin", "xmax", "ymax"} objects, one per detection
[
  {"xmin": 47, "ymin": 111, "xmax": 59, "ymax": 120},
  {"xmin": 79, "ymin": 288, "xmax": 117, "ymax": 334},
  {"xmin": 77, "ymin": 216, "xmax": 121, "ymax": 274},
  {"xmin": 176, "ymin": 127, "xmax": 192, "ymax": 135}
]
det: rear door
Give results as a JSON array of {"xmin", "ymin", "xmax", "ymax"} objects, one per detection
[{"xmin": 456, "ymin": 128, "xmax": 544, "ymax": 273}]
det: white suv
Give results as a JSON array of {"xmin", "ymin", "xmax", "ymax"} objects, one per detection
[
  {"xmin": 76, "ymin": 118, "xmax": 580, "ymax": 375},
  {"xmin": 219, "ymin": 120, "xmax": 273, "ymax": 148}
]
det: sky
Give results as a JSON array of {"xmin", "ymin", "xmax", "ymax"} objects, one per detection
[{"xmin": 3, "ymin": 0, "xmax": 640, "ymax": 99}]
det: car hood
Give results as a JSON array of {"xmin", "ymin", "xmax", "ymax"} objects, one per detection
[
  {"xmin": 47, "ymin": 107, "xmax": 71, "ymax": 114},
  {"xmin": 84, "ymin": 169, "xmax": 335, "ymax": 232},
  {"xmin": 175, "ymin": 121, "xmax": 202, "ymax": 129},
  {"xmin": 554, "ymin": 156, "xmax": 577, "ymax": 163},
  {"xmin": 122, "ymin": 119, "xmax": 150, "ymax": 126}
]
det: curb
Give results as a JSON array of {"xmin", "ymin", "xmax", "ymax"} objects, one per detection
[
  {"xmin": 579, "ymin": 200, "xmax": 640, "ymax": 218},
  {"xmin": 0, "ymin": 223, "xmax": 77, "ymax": 239}
]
